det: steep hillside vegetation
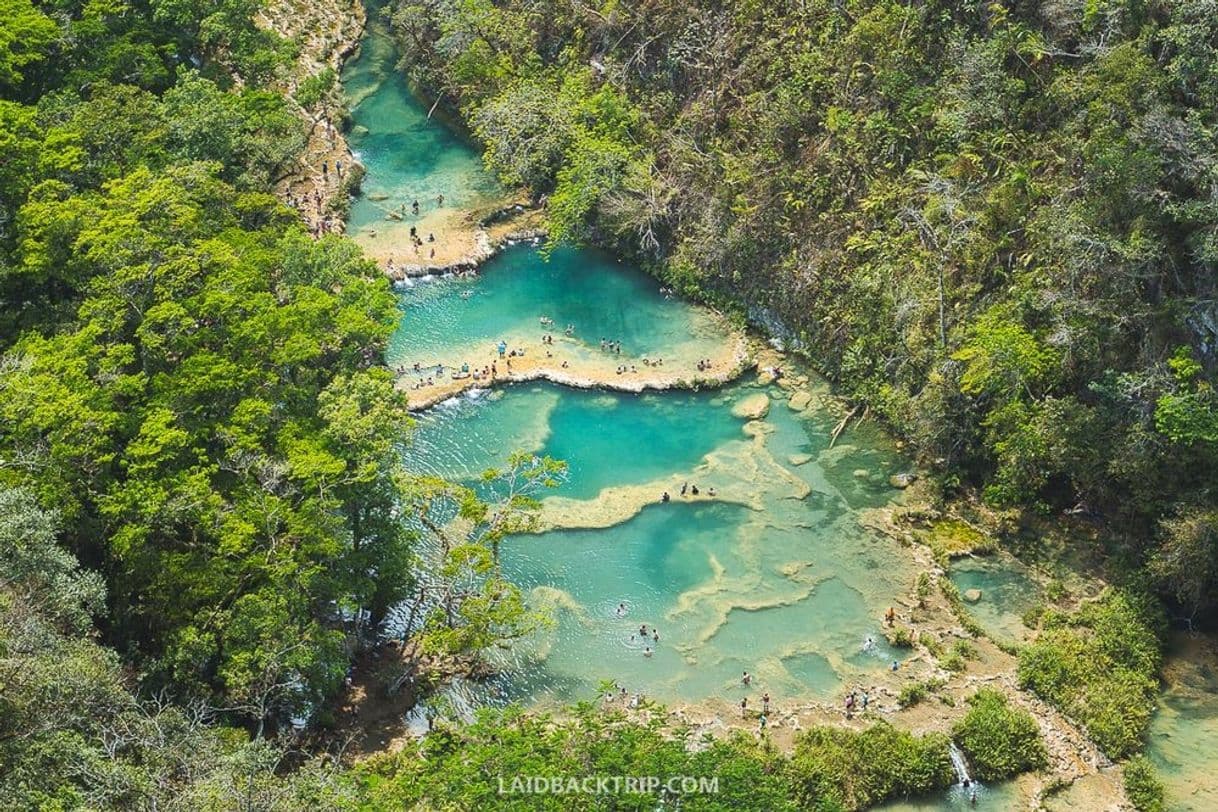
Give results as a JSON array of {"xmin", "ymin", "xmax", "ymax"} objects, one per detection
[{"xmin": 388, "ymin": 0, "xmax": 1218, "ymax": 622}]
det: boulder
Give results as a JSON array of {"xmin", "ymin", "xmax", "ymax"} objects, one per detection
[
  {"xmin": 788, "ymin": 390, "xmax": 813, "ymax": 411},
  {"xmin": 963, "ymin": 588, "xmax": 983, "ymax": 603},
  {"xmin": 852, "ymin": 469, "xmax": 870, "ymax": 479},
  {"xmin": 888, "ymin": 472, "xmax": 917, "ymax": 489},
  {"xmin": 788, "ymin": 453, "xmax": 813, "ymax": 466},
  {"xmin": 732, "ymin": 393, "xmax": 770, "ymax": 420}
]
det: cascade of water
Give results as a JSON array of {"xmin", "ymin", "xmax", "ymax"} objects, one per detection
[{"xmin": 948, "ymin": 742, "xmax": 971, "ymax": 786}]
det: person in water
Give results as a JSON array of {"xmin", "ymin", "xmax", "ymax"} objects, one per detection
[
  {"xmin": 762, "ymin": 692, "xmax": 770, "ymax": 713},
  {"xmin": 740, "ymin": 697, "xmax": 748, "ymax": 717},
  {"xmin": 412, "ymin": 199, "xmax": 419, "ymax": 214},
  {"xmin": 742, "ymin": 671, "xmax": 751, "ymax": 686},
  {"xmin": 643, "ymin": 647, "xmax": 652, "ymax": 658},
  {"xmin": 639, "ymin": 624, "xmax": 648, "ymax": 636},
  {"xmin": 616, "ymin": 602, "xmax": 626, "ymax": 617},
  {"xmin": 661, "ymin": 491, "xmax": 671, "ymax": 502},
  {"xmin": 691, "ymin": 484, "xmax": 700, "ymax": 495}
]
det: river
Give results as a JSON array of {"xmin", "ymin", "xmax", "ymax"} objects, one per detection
[{"xmin": 339, "ymin": 7, "xmax": 1211, "ymax": 810}]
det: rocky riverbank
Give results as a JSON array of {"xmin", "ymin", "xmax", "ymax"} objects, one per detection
[
  {"xmin": 258, "ymin": 0, "xmax": 365, "ymax": 234},
  {"xmin": 397, "ymin": 324, "xmax": 754, "ymax": 411}
]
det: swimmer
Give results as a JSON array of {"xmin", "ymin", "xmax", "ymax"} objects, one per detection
[
  {"xmin": 653, "ymin": 630, "xmax": 659, "ymax": 642},
  {"xmin": 616, "ymin": 602, "xmax": 626, "ymax": 617},
  {"xmin": 742, "ymin": 671, "xmax": 751, "ymax": 686},
  {"xmin": 640, "ymin": 624, "xmax": 648, "ymax": 636},
  {"xmin": 643, "ymin": 647, "xmax": 652, "ymax": 658}
]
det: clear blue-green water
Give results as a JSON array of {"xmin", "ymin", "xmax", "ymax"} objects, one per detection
[
  {"xmin": 346, "ymin": 0, "xmax": 940, "ymax": 722},
  {"xmin": 1145, "ymin": 635, "xmax": 1218, "ymax": 811},
  {"xmin": 341, "ymin": 14, "xmax": 501, "ymax": 241},
  {"xmin": 346, "ymin": 13, "xmax": 1051, "ymax": 808},
  {"xmin": 386, "ymin": 242, "xmax": 731, "ymax": 387},
  {"xmin": 948, "ymin": 557, "xmax": 1040, "ymax": 646}
]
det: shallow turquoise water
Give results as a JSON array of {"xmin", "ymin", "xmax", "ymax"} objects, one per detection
[
  {"xmin": 404, "ymin": 375, "xmax": 915, "ymax": 705},
  {"xmin": 350, "ymin": 5, "xmax": 918, "ymax": 709},
  {"xmin": 405, "ymin": 383, "xmax": 745, "ymax": 500},
  {"xmin": 948, "ymin": 557, "xmax": 1040, "ymax": 646},
  {"xmin": 386, "ymin": 243, "xmax": 731, "ymax": 386},
  {"xmin": 341, "ymin": 15, "xmax": 501, "ymax": 238},
  {"xmin": 1145, "ymin": 636, "xmax": 1218, "ymax": 811}
]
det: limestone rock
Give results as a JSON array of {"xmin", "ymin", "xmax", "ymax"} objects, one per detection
[
  {"xmin": 732, "ymin": 392, "xmax": 770, "ymax": 420},
  {"xmin": 788, "ymin": 390, "xmax": 813, "ymax": 411},
  {"xmin": 788, "ymin": 453, "xmax": 813, "ymax": 466},
  {"xmin": 889, "ymin": 472, "xmax": 917, "ymax": 489},
  {"xmin": 963, "ymin": 588, "xmax": 983, "ymax": 603},
  {"xmin": 852, "ymin": 469, "xmax": 869, "ymax": 479}
]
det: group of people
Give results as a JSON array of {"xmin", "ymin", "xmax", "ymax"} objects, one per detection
[
  {"xmin": 407, "ymin": 225, "xmax": 437, "ymax": 258},
  {"xmin": 695, "ymin": 358, "xmax": 716, "ymax": 372},
  {"xmin": 843, "ymin": 689, "xmax": 870, "ymax": 717},
  {"xmin": 738, "ymin": 673, "xmax": 772, "ymax": 732},
  {"xmin": 660, "ymin": 481, "xmax": 716, "ymax": 502},
  {"xmin": 616, "ymin": 603, "xmax": 662, "ymax": 659},
  {"xmin": 600, "ymin": 338, "xmax": 624, "ymax": 354}
]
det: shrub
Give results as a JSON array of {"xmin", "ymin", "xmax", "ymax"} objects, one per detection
[
  {"xmin": 898, "ymin": 682, "xmax": 929, "ymax": 708},
  {"xmin": 952, "ymin": 689, "xmax": 1047, "ymax": 780},
  {"xmin": 1123, "ymin": 756, "xmax": 1165, "ymax": 812},
  {"xmin": 787, "ymin": 723, "xmax": 953, "ymax": 810},
  {"xmin": 887, "ymin": 627, "xmax": 914, "ymax": 647},
  {"xmin": 1017, "ymin": 590, "xmax": 1162, "ymax": 758}
]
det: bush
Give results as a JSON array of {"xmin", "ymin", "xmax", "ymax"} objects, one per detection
[
  {"xmin": 952, "ymin": 689, "xmax": 1047, "ymax": 781},
  {"xmin": 1017, "ymin": 590, "xmax": 1162, "ymax": 758},
  {"xmin": 787, "ymin": 723, "xmax": 953, "ymax": 810},
  {"xmin": 887, "ymin": 627, "xmax": 914, "ymax": 647},
  {"xmin": 1123, "ymin": 756, "xmax": 1165, "ymax": 812},
  {"xmin": 898, "ymin": 681, "xmax": 929, "ymax": 708}
]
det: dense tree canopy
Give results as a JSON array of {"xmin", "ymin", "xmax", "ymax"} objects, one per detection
[
  {"xmin": 0, "ymin": 0, "xmax": 418, "ymax": 730},
  {"xmin": 389, "ymin": 0, "xmax": 1218, "ymax": 622}
]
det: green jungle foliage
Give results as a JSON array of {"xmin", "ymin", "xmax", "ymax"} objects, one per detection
[
  {"xmin": 1018, "ymin": 589, "xmax": 1164, "ymax": 758},
  {"xmin": 951, "ymin": 688, "xmax": 1047, "ymax": 780},
  {"xmin": 356, "ymin": 705, "xmax": 954, "ymax": 811},
  {"xmin": 388, "ymin": 0, "xmax": 1218, "ymax": 623},
  {"xmin": 1123, "ymin": 755, "xmax": 1167, "ymax": 812}
]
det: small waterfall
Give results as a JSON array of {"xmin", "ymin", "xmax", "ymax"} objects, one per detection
[{"xmin": 948, "ymin": 742, "xmax": 971, "ymax": 786}]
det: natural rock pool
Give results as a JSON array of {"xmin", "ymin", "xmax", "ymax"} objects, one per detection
[{"xmin": 345, "ymin": 11, "xmax": 927, "ymax": 710}]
